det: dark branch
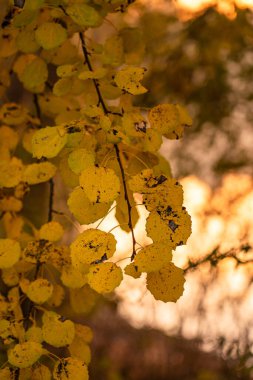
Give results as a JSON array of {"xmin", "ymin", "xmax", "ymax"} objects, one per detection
[
  {"xmin": 33, "ymin": 94, "xmax": 41, "ymax": 121},
  {"xmin": 79, "ymin": 32, "xmax": 109, "ymax": 114},
  {"xmin": 184, "ymin": 244, "xmax": 253, "ymax": 273},
  {"xmin": 114, "ymin": 144, "xmax": 137, "ymax": 260},
  {"xmin": 48, "ymin": 178, "xmax": 54, "ymax": 222},
  {"xmin": 79, "ymin": 32, "xmax": 137, "ymax": 260}
]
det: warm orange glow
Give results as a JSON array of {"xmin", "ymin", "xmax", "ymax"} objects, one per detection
[
  {"xmin": 175, "ymin": 0, "xmax": 253, "ymax": 19},
  {"xmin": 114, "ymin": 173, "xmax": 253, "ymax": 343}
]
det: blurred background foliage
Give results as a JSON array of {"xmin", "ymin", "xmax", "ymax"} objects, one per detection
[{"xmin": 132, "ymin": 4, "xmax": 253, "ymax": 183}]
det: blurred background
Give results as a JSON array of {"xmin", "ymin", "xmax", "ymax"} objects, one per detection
[{"xmin": 84, "ymin": 1, "xmax": 253, "ymax": 379}]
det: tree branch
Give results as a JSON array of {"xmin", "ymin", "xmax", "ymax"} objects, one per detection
[
  {"xmin": 22, "ymin": 92, "xmax": 55, "ymax": 332},
  {"xmin": 184, "ymin": 244, "xmax": 253, "ymax": 273},
  {"xmin": 33, "ymin": 94, "xmax": 41, "ymax": 121},
  {"xmin": 114, "ymin": 144, "xmax": 137, "ymax": 260},
  {"xmin": 48, "ymin": 178, "xmax": 54, "ymax": 222},
  {"xmin": 79, "ymin": 31, "xmax": 137, "ymax": 260},
  {"xmin": 79, "ymin": 32, "xmax": 108, "ymax": 114}
]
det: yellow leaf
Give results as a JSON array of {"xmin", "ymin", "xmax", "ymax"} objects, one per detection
[
  {"xmin": 25, "ymin": 326, "xmax": 43, "ymax": 343},
  {"xmin": 16, "ymin": 27, "xmax": 39, "ymax": 53},
  {"xmin": 23, "ymin": 240, "xmax": 53, "ymax": 264},
  {"xmin": 46, "ymin": 284, "xmax": 65, "ymax": 308},
  {"xmin": 115, "ymin": 66, "xmax": 147, "ymax": 95},
  {"xmin": 48, "ymin": 245, "xmax": 71, "ymax": 271},
  {"xmin": 0, "ymin": 103, "xmax": 28, "ymax": 125},
  {"xmin": 79, "ymin": 166, "xmax": 120, "ymax": 203},
  {"xmin": 87, "ymin": 262, "xmax": 123, "ymax": 294},
  {"xmin": 70, "ymin": 285, "xmax": 98, "ymax": 315},
  {"xmin": 69, "ymin": 336, "xmax": 91, "ymax": 364},
  {"xmin": 177, "ymin": 104, "xmax": 193, "ymax": 127},
  {"xmin": 78, "ymin": 67, "xmax": 107, "ymax": 80},
  {"xmin": 53, "ymin": 77, "xmax": 72, "ymax": 96},
  {"xmin": 59, "ymin": 156, "xmax": 79, "ymax": 188},
  {"xmin": 66, "ymin": 4, "xmax": 101, "ymax": 27},
  {"xmin": 0, "ymin": 367, "xmax": 14, "ymax": 380},
  {"xmin": 0, "ymin": 158, "xmax": 23, "ymax": 188},
  {"xmin": 57, "ymin": 63, "xmax": 80, "ymax": 78},
  {"xmin": 148, "ymin": 103, "xmax": 192, "ymax": 139},
  {"xmin": 39, "ymin": 221, "xmax": 64, "ymax": 242},
  {"xmin": 146, "ymin": 263, "xmax": 185, "ymax": 302},
  {"xmin": 0, "ymin": 196, "xmax": 23, "ymax": 213},
  {"xmin": 22, "ymin": 162, "xmax": 56, "ymax": 185},
  {"xmin": 68, "ymin": 187, "xmax": 112, "ymax": 225},
  {"xmin": 22, "ymin": 128, "xmax": 36, "ymax": 153},
  {"xmin": 75, "ymin": 324, "xmax": 93, "ymax": 344},
  {"xmin": 42, "ymin": 311, "xmax": 75, "ymax": 348},
  {"xmin": 53, "ymin": 357, "xmax": 88, "ymax": 380},
  {"xmin": 8, "ymin": 342, "xmax": 46, "ymax": 369},
  {"xmin": 2, "ymin": 267, "xmax": 19, "ymax": 286},
  {"xmin": 124, "ymin": 262, "xmax": 141, "ymax": 279},
  {"xmin": 134, "ymin": 242, "xmax": 172, "ymax": 273},
  {"xmin": 32, "ymin": 126, "xmax": 67, "ymax": 159},
  {"xmin": 0, "ymin": 28, "xmax": 18, "ymax": 58},
  {"xmin": 14, "ymin": 55, "xmax": 48, "ymax": 93},
  {"xmin": 0, "ymin": 239, "xmax": 21, "ymax": 269},
  {"xmin": 143, "ymin": 180, "xmax": 184, "ymax": 212},
  {"xmin": 103, "ymin": 35, "xmax": 124, "ymax": 67},
  {"xmin": 128, "ymin": 168, "xmax": 157, "ymax": 193},
  {"xmin": 35, "ymin": 22, "xmax": 67, "ymax": 50},
  {"xmin": 61, "ymin": 266, "xmax": 88, "ymax": 289},
  {"xmin": 70, "ymin": 229, "xmax": 116, "ymax": 267},
  {"xmin": 146, "ymin": 208, "xmax": 192, "ymax": 249},
  {"xmin": 25, "ymin": 279, "xmax": 53, "ymax": 304},
  {"xmin": 0, "ymin": 126, "xmax": 19, "ymax": 151},
  {"xmin": 68, "ymin": 148, "xmax": 95, "ymax": 175}
]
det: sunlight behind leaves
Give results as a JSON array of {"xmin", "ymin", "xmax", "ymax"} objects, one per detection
[{"xmin": 115, "ymin": 173, "xmax": 253, "ymax": 350}]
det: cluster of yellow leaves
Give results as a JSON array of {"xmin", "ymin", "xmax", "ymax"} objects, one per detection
[
  {"xmin": 126, "ymin": 168, "xmax": 192, "ymax": 301},
  {"xmin": 0, "ymin": 0, "xmax": 192, "ymax": 378}
]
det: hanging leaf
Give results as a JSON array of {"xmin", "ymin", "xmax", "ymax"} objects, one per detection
[
  {"xmin": 35, "ymin": 22, "xmax": 67, "ymax": 50},
  {"xmin": 0, "ymin": 239, "xmax": 21, "ymax": 269},
  {"xmin": 53, "ymin": 357, "xmax": 88, "ymax": 380},
  {"xmin": 32, "ymin": 126, "xmax": 67, "ymax": 159},
  {"xmin": 67, "ymin": 186, "xmax": 112, "ymax": 225},
  {"xmin": 70, "ymin": 229, "xmax": 116, "ymax": 267},
  {"xmin": 22, "ymin": 162, "xmax": 56, "ymax": 185},
  {"xmin": 146, "ymin": 263, "xmax": 185, "ymax": 302},
  {"xmin": 114, "ymin": 66, "xmax": 147, "ymax": 95},
  {"xmin": 8, "ymin": 342, "xmax": 46, "ymax": 369},
  {"xmin": 87, "ymin": 262, "xmax": 123, "ymax": 294},
  {"xmin": 66, "ymin": 4, "xmax": 101, "ymax": 27},
  {"xmin": 79, "ymin": 166, "xmax": 120, "ymax": 203}
]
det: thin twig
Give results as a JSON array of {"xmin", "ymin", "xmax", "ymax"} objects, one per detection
[
  {"xmin": 79, "ymin": 32, "xmax": 108, "ymax": 114},
  {"xmin": 48, "ymin": 178, "xmax": 54, "ymax": 222},
  {"xmin": 114, "ymin": 144, "xmax": 137, "ymax": 260},
  {"xmin": 79, "ymin": 32, "xmax": 137, "ymax": 260},
  {"xmin": 33, "ymin": 94, "xmax": 41, "ymax": 120},
  {"xmin": 184, "ymin": 245, "xmax": 253, "ymax": 273}
]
